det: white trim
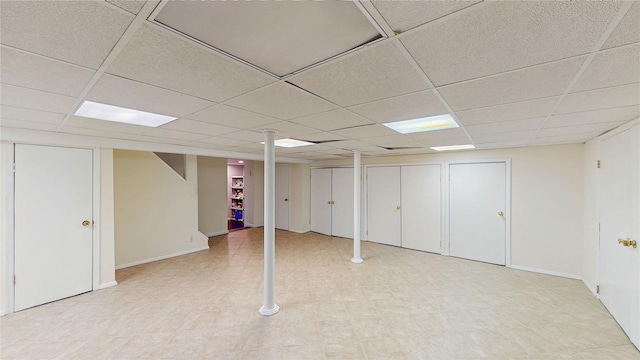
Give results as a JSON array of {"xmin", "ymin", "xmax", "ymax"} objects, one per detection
[
  {"xmin": 0, "ymin": 310, "xmax": 6, "ymax": 317},
  {"xmin": 598, "ymin": 118, "xmax": 640, "ymax": 142},
  {"xmin": 509, "ymin": 264, "xmax": 582, "ymax": 280},
  {"xmin": 445, "ymin": 158, "xmax": 512, "ymax": 266},
  {"xmin": 92, "ymin": 148, "xmax": 101, "ymax": 292},
  {"xmin": 114, "ymin": 246, "xmax": 209, "ymax": 270},
  {"xmin": 582, "ymin": 278, "xmax": 599, "ymax": 298},
  {"xmin": 204, "ymin": 230, "xmax": 228, "ymax": 237},
  {"xmin": 288, "ymin": 227, "xmax": 310, "ymax": 234},
  {"xmin": 98, "ymin": 281, "xmax": 118, "ymax": 290},
  {"xmin": 1, "ymin": 142, "xmax": 15, "ymax": 315}
]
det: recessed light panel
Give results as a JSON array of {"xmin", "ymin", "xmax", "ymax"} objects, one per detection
[
  {"xmin": 430, "ymin": 144, "xmax": 476, "ymax": 151},
  {"xmin": 261, "ymin": 138, "xmax": 314, "ymax": 148},
  {"xmin": 74, "ymin": 101, "xmax": 177, "ymax": 127},
  {"xmin": 152, "ymin": 1, "xmax": 383, "ymax": 77},
  {"xmin": 384, "ymin": 114, "xmax": 459, "ymax": 134}
]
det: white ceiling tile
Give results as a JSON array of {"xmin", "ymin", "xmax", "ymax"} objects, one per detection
[
  {"xmin": 187, "ymin": 104, "xmax": 279, "ymax": 129},
  {"xmin": 59, "ymin": 126, "xmax": 139, "ymax": 140},
  {"xmin": 555, "ymin": 83, "xmax": 640, "ymax": 114},
  {"xmin": 439, "ymin": 57, "xmax": 585, "ymax": 111},
  {"xmin": 404, "ymin": 127, "xmax": 468, "ymax": 142},
  {"xmin": 537, "ymin": 122, "xmax": 627, "ymax": 138},
  {"xmin": 330, "ymin": 123, "xmax": 398, "ymax": 139},
  {"xmin": 118, "ymin": 134, "xmax": 191, "ymax": 145},
  {"xmin": 401, "ymin": 1, "xmax": 622, "ymax": 86},
  {"xmin": 193, "ymin": 137, "xmax": 250, "ymax": 147},
  {"xmin": 86, "ymin": 75, "xmax": 215, "ymax": 117},
  {"xmin": 348, "ymin": 90, "xmax": 448, "ymax": 124},
  {"xmin": 466, "ymin": 117, "xmax": 546, "ymax": 136},
  {"xmin": 289, "ymin": 43, "xmax": 430, "ymax": 107},
  {"xmin": 477, "ymin": 140, "xmax": 530, "ymax": 150},
  {"xmin": 160, "ymin": 119, "xmax": 239, "ymax": 137},
  {"xmin": 0, "ymin": 105, "xmax": 65, "ymax": 125},
  {"xmin": 1, "ymin": 83, "xmax": 76, "ymax": 114},
  {"xmin": 0, "ymin": 119, "xmax": 60, "ymax": 132},
  {"xmin": 250, "ymin": 121, "xmax": 320, "ymax": 138},
  {"xmin": 456, "ymin": 97, "xmax": 559, "ymax": 126},
  {"xmin": 545, "ymin": 106, "xmax": 640, "ymax": 128},
  {"xmin": 106, "ymin": 0, "xmax": 145, "ymax": 15},
  {"xmin": 361, "ymin": 134, "xmax": 423, "ymax": 149},
  {"xmin": 65, "ymin": 115, "xmax": 148, "ymax": 134},
  {"xmin": 184, "ymin": 142, "xmax": 238, "ymax": 151},
  {"xmin": 473, "ymin": 130, "xmax": 537, "ymax": 144},
  {"xmin": 220, "ymin": 130, "xmax": 265, "ymax": 143},
  {"xmin": 290, "ymin": 109, "xmax": 373, "ymax": 131},
  {"xmin": 140, "ymin": 128, "xmax": 211, "ymax": 142},
  {"xmin": 291, "ymin": 152, "xmax": 346, "ymax": 161},
  {"xmin": 372, "ymin": 0, "xmax": 480, "ymax": 32},
  {"xmin": 323, "ymin": 140, "xmax": 378, "ymax": 151},
  {"xmin": 571, "ymin": 44, "xmax": 640, "ymax": 93},
  {"xmin": 530, "ymin": 132, "xmax": 601, "ymax": 145},
  {"xmin": 225, "ymin": 83, "xmax": 336, "ymax": 120},
  {"xmin": 1, "ymin": 46, "xmax": 94, "ymax": 97},
  {"xmin": 602, "ymin": 2, "xmax": 640, "ymax": 50},
  {"xmin": 296, "ymin": 132, "xmax": 348, "ymax": 142},
  {"xmin": 0, "ymin": 1, "xmax": 132, "ymax": 69},
  {"xmin": 106, "ymin": 23, "xmax": 275, "ymax": 102}
]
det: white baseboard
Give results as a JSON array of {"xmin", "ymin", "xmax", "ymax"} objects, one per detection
[
  {"xmin": 509, "ymin": 264, "xmax": 581, "ymax": 280},
  {"xmin": 204, "ymin": 230, "xmax": 228, "ymax": 237},
  {"xmin": 582, "ymin": 278, "xmax": 599, "ymax": 297},
  {"xmin": 288, "ymin": 228, "xmax": 310, "ymax": 234},
  {"xmin": 98, "ymin": 281, "xmax": 118, "ymax": 290},
  {"xmin": 115, "ymin": 246, "xmax": 209, "ymax": 270},
  {"xmin": 0, "ymin": 309, "xmax": 6, "ymax": 317}
]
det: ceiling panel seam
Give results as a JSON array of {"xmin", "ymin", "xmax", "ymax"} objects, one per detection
[
  {"xmin": 531, "ymin": 1, "xmax": 635, "ymax": 142},
  {"xmin": 0, "ymin": 44, "xmax": 96, "ymax": 72},
  {"xmin": 56, "ymin": 0, "xmax": 161, "ymax": 131}
]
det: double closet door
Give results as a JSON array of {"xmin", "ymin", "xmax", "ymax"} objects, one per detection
[
  {"xmin": 310, "ymin": 168, "xmax": 353, "ymax": 238},
  {"xmin": 366, "ymin": 164, "xmax": 441, "ymax": 253}
]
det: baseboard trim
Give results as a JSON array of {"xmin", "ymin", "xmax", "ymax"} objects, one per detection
[
  {"xmin": 0, "ymin": 310, "xmax": 6, "ymax": 316},
  {"xmin": 204, "ymin": 230, "xmax": 228, "ymax": 237},
  {"xmin": 98, "ymin": 281, "xmax": 118, "ymax": 290},
  {"xmin": 115, "ymin": 246, "xmax": 210, "ymax": 270},
  {"xmin": 509, "ymin": 265, "xmax": 581, "ymax": 280},
  {"xmin": 582, "ymin": 278, "xmax": 599, "ymax": 297},
  {"xmin": 288, "ymin": 228, "xmax": 309, "ymax": 234}
]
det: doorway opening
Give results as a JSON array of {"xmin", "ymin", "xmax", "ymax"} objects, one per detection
[{"xmin": 228, "ymin": 159, "xmax": 246, "ymax": 232}]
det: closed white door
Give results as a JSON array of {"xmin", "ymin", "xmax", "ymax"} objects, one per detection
[
  {"xmin": 401, "ymin": 165, "xmax": 441, "ymax": 253},
  {"xmin": 14, "ymin": 144, "xmax": 93, "ymax": 311},
  {"xmin": 310, "ymin": 168, "xmax": 332, "ymax": 235},
  {"xmin": 275, "ymin": 164, "xmax": 289, "ymax": 230},
  {"xmin": 331, "ymin": 168, "xmax": 354, "ymax": 238},
  {"xmin": 598, "ymin": 124, "xmax": 639, "ymax": 348},
  {"xmin": 367, "ymin": 166, "xmax": 401, "ymax": 246},
  {"xmin": 449, "ymin": 162, "xmax": 506, "ymax": 265}
]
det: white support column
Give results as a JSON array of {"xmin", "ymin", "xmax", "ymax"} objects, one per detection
[
  {"xmin": 352, "ymin": 149, "xmax": 363, "ymax": 264},
  {"xmin": 260, "ymin": 129, "xmax": 279, "ymax": 316}
]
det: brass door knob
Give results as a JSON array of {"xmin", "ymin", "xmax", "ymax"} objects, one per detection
[
  {"xmin": 618, "ymin": 238, "xmax": 637, "ymax": 248},
  {"xmin": 396, "ymin": 205, "xmax": 401, "ymax": 210},
  {"xmin": 498, "ymin": 211, "xmax": 504, "ymax": 217},
  {"xmin": 82, "ymin": 220, "xmax": 91, "ymax": 227},
  {"xmin": 327, "ymin": 201, "xmax": 331, "ymax": 205},
  {"xmin": 331, "ymin": 201, "xmax": 335, "ymax": 205}
]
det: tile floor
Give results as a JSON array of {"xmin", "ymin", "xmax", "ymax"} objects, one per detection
[{"xmin": 1, "ymin": 228, "xmax": 639, "ymax": 359}]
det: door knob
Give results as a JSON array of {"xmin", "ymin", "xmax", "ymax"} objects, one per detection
[
  {"xmin": 498, "ymin": 211, "xmax": 504, "ymax": 216},
  {"xmin": 396, "ymin": 205, "xmax": 401, "ymax": 210},
  {"xmin": 327, "ymin": 201, "xmax": 331, "ymax": 205},
  {"xmin": 331, "ymin": 201, "xmax": 335, "ymax": 205},
  {"xmin": 82, "ymin": 220, "xmax": 91, "ymax": 227},
  {"xmin": 618, "ymin": 238, "xmax": 637, "ymax": 248},
  {"xmin": 284, "ymin": 198, "xmax": 288, "ymax": 202}
]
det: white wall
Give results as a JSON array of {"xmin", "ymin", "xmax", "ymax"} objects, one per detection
[
  {"xmin": 99, "ymin": 149, "xmax": 116, "ymax": 288},
  {"xmin": 315, "ymin": 144, "xmax": 585, "ymax": 277},
  {"xmin": 582, "ymin": 138, "xmax": 599, "ymax": 292},
  {"xmin": 289, "ymin": 163, "xmax": 311, "ymax": 233},
  {"xmin": 113, "ymin": 150, "xmax": 207, "ymax": 268},
  {"xmin": 197, "ymin": 156, "xmax": 227, "ymax": 237}
]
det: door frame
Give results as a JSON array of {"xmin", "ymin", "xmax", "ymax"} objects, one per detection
[
  {"xmin": 445, "ymin": 159, "xmax": 512, "ymax": 266},
  {"xmin": 363, "ymin": 162, "xmax": 444, "ymax": 251},
  {"xmin": 1, "ymin": 142, "xmax": 103, "ymax": 315}
]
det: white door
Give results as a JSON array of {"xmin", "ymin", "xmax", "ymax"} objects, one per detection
[
  {"xmin": 331, "ymin": 168, "xmax": 354, "ymax": 238},
  {"xmin": 14, "ymin": 144, "xmax": 93, "ymax": 311},
  {"xmin": 367, "ymin": 166, "xmax": 401, "ymax": 246},
  {"xmin": 310, "ymin": 168, "xmax": 332, "ymax": 235},
  {"xmin": 401, "ymin": 165, "xmax": 441, "ymax": 253},
  {"xmin": 275, "ymin": 164, "xmax": 289, "ymax": 230},
  {"xmin": 449, "ymin": 162, "xmax": 507, "ymax": 265},
  {"xmin": 598, "ymin": 124, "xmax": 639, "ymax": 348}
]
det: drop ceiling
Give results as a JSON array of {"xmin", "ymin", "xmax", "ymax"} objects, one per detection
[{"xmin": 1, "ymin": 0, "xmax": 639, "ymax": 162}]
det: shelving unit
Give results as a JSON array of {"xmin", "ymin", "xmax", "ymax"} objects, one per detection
[{"xmin": 230, "ymin": 176, "xmax": 244, "ymax": 223}]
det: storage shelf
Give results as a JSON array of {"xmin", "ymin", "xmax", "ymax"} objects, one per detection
[
  {"xmin": 231, "ymin": 207, "xmax": 244, "ymax": 210},
  {"xmin": 231, "ymin": 186, "xmax": 244, "ymax": 189},
  {"xmin": 231, "ymin": 196, "xmax": 243, "ymax": 200}
]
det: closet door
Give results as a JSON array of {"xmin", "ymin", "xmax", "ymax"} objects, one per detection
[
  {"xmin": 367, "ymin": 166, "xmax": 401, "ymax": 246},
  {"xmin": 275, "ymin": 164, "xmax": 289, "ymax": 230},
  {"xmin": 310, "ymin": 168, "xmax": 332, "ymax": 235},
  {"xmin": 331, "ymin": 168, "xmax": 354, "ymax": 238},
  {"xmin": 401, "ymin": 165, "xmax": 441, "ymax": 253}
]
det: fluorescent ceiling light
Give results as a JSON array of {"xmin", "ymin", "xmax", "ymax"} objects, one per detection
[
  {"xmin": 74, "ymin": 101, "xmax": 177, "ymax": 127},
  {"xmin": 384, "ymin": 114, "xmax": 459, "ymax": 134},
  {"xmin": 238, "ymin": 160, "xmax": 244, "ymax": 164},
  {"xmin": 261, "ymin": 138, "xmax": 314, "ymax": 148},
  {"xmin": 430, "ymin": 144, "xmax": 476, "ymax": 151}
]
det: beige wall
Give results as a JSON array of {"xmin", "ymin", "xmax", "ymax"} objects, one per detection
[
  {"xmin": 99, "ymin": 148, "xmax": 116, "ymax": 288},
  {"xmin": 289, "ymin": 163, "xmax": 311, "ymax": 233},
  {"xmin": 114, "ymin": 150, "xmax": 207, "ymax": 268},
  {"xmin": 315, "ymin": 144, "xmax": 585, "ymax": 277},
  {"xmin": 244, "ymin": 160, "xmax": 264, "ymax": 227},
  {"xmin": 582, "ymin": 138, "xmax": 599, "ymax": 292},
  {"xmin": 197, "ymin": 156, "xmax": 228, "ymax": 236}
]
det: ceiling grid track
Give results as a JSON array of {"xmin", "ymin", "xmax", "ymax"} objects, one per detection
[{"xmin": 530, "ymin": 1, "xmax": 635, "ymax": 143}]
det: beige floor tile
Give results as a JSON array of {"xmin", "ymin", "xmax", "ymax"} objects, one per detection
[
  {"xmin": 361, "ymin": 338, "xmax": 410, "ymax": 359},
  {"xmin": 323, "ymin": 340, "xmax": 366, "ymax": 359},
  {"xmin": 282, "ymin": 344, "xmax": 324, "ymax": 359}
]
